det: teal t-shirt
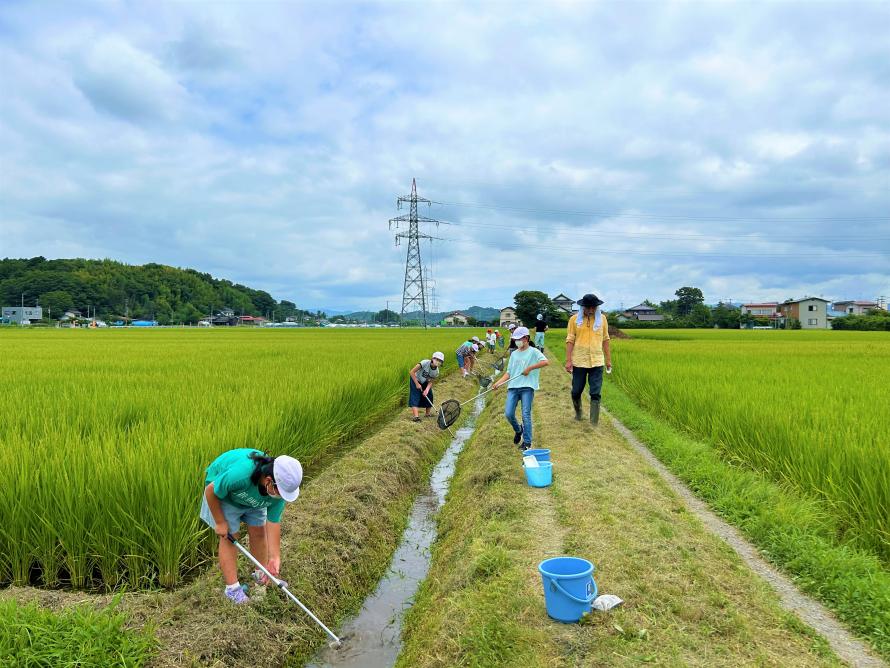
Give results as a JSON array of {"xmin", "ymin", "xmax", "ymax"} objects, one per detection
[
  {"xmin": 205, "ymin": 448, "xmax": 286, "ymax": 522},
  {"xmin": 506, "ymin": 346, "xmax": 547, "ymax": 391}
]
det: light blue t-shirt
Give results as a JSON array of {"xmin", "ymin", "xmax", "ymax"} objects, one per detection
[{"xmin": 506, "ymin": 346, "xmax": 547, "ymax": 391}]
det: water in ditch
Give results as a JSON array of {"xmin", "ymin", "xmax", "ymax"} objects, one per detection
[{"xmin": 307, "ymin": 394, "xmax": 486, "ymax": 668}]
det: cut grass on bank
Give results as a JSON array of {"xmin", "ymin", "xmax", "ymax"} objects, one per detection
[
  {"xmin": 398, "ymin": 363, "xmax": 840, "ymax": 667},
  {"xmin": 0, "ymin": 597, "xmax": 156, "ymax": 668}
]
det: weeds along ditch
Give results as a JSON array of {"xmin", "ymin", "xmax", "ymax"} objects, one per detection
[
  {"xmin": 0, "ymin": 327, "xmax": 477, "ymax": 591},
  {"xmin": 551, "ymin": 329, "xmax": 889, "ymax": 563}
]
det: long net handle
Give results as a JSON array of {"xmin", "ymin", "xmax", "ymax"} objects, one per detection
[{"xmin": 226, "ymin": 534, "xmax": 341, "ymax": 646}]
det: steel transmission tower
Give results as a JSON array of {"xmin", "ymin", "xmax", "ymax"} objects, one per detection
[{"xmin": 389, "ymin": 179, "xmax": 445, "ymax": 327}]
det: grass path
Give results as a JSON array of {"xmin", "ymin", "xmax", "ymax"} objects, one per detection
[{"xmin": 398, "ymin": 362, "xmax": 842, "ymax": 667}]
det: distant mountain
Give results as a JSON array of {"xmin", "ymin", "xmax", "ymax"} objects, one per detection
[{"xmin": 344, "ymin": 305, "xmax": 501, "ymax": 323}]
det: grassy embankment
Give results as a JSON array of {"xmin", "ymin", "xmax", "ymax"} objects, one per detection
[
  {"xmin": 551, "ymin": 331, "xmax": 890, "ymax": 658},
  {"xmin": 398, "ymin": 361, "xmax": 841, "ymax": 666},
  {"xmin": 2, "ymin": 342, "xmax": 490, "ymax": 667}
]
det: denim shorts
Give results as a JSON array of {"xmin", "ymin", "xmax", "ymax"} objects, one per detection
[
  {"xmin": 200, "ymin": 494, "xmax": 267, "ymax": 534},
  {"xmin": 456, "ymin": 353, "xmax": 465, "ymax": 368}
]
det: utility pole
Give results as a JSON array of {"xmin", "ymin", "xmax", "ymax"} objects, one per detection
[{"xmin": 388, "ymin": 179, "xmax": 446, "ymax": 328}]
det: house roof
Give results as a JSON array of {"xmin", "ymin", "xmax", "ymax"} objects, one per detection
[
  {"xmin": 500, "ymin": 306, "xmax": 515, "ymax": 313},
  {"xmin": 833, "ymin": 300, "xmax": 877, "ymax": 306},
  {"xmin": 447, "ymin": 311, "xmax": 467, "ymax": 317},
  {"xmin": 627, "ymin": 303, "xmax": 657, "ymax": 311},
  {"xmin": 784, "ymin": 297, "xmax": 830, "ymax": 304},
  {"xmin": 742, "ymin": 302, "xmax": 779, "ymax": 307},
  {"xmin": 552, "ymin": 293, "xmax": 573, "ymax": 302}
]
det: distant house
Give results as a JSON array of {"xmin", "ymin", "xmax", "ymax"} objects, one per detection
[
  {"xmin": 621, "ymin": 303, "xmax": 664, "ymax": 322},
  {"xmin": 443, "ymin": 311, "xmax": 469, "ymax": 326},
  {"xmin": 778, "ymin": 297, "xmax": 831, "ymax": 329},
  {"xmin": 832, "ymin": 300, "xmax": 877, "ymax": 316},
  {"xmin": 499, "ymin": 307, "xmax": 521, "ymax": 328},
  {"xmin": 1, "ymin": 306, "xmax": 42, "ymax": 325},
  {"xmin": 238, "ymin": 316, "xmax": 267, "ymax": 326},
  {"xmin": 131, "ymin": 320, "xmax": 158, "ymax": 327},
  {"xmin": 741, "ymin": 302, "xmax": 781, "ymax": 327},
  {"xmin": 209, "ymin": 308, "xmax": 239, "ymax": 326},
  {"xmin": 551, "ymin": 294, "xmax": 575, "ymax": 314}
]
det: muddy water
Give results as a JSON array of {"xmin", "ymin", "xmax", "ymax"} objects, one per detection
[{"xmin": 307, "ymin": 395, "xmax": 486, "ymax": 668}]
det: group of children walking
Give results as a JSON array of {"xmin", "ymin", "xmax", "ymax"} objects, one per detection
[{"xmin": 201, "ymin": 294, "xmax": 611, "ymax": 604}]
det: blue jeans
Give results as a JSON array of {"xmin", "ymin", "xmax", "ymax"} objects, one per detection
[{"xmin": 504, "ymin": 387, "xmax": 535, "ymax": 445}]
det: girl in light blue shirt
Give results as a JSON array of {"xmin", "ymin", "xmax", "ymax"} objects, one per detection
[{"xmin": 492, "ymin": 326, "xmax": 549, "ymax": 450}]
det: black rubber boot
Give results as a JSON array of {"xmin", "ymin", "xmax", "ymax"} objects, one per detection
[
  {"xmin": 589, "ymin": 400, "xmax": 601, "ymax": 426},
  {"xmin": 572, "ymin": 396, "xmax": 583, "ymax": 421}
]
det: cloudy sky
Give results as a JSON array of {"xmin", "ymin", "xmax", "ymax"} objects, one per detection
[{"xmin": 1, "ymin": 1, "xmax": 888, "ymax": 312}]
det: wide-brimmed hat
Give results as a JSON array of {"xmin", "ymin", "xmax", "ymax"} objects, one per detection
[{"xmin": 576, "ymin": 293, "xmax": 604, "ymax": 308}]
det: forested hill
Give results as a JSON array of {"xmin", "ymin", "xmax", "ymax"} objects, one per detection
[{"xmin": 0, "ymin": 257, "xmax": 303, "ymax": 324}]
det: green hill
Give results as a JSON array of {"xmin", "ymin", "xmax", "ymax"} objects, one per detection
[{"xmin": 0, "ymin": 257, "xmax": 306, "ymax": 324}]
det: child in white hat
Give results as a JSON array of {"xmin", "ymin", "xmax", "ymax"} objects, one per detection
[
  {"xmin": 409, "ymin": 351, "xmax": 445, "ymax": 421},
  {"xmin": 201, "ymin": 449, "xmax": 303, "ymax": 604},
  {"xmin": 492, "ymin": 326, "xmax": 550, "ymax": 451}
]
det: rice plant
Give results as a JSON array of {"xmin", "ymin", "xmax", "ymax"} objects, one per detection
[
  {"xmin": 604, "ymin": 329, "xmax": 890, "ymax": 562},
  {"xmin": 0, "ymin": 327, "xmax": 475, "ymax": 589}
]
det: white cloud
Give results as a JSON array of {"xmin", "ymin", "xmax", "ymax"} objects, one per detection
[{"xmin": 0, "ymin": 0, "xmax": 887, "ymax": 311}]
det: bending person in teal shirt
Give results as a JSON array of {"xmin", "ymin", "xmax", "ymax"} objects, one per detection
[
  {"xmin": 492, "ymin": 326, "xmax": 550, "ymax": 451},
  {"xmin": 201, "ymin": 448, "xmax": 303, "ymax": 604}
]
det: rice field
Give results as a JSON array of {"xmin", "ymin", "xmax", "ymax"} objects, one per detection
[
  {"xmin": 0, "ymin": 328, "xmax": 473, "ymax": 590},
  {"xmin": 598, "ymin": 330, "xmax": 890, "ymax": 562}
]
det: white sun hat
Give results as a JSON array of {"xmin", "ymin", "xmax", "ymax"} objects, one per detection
[
  {"xmin": 471, "ymin": 343, "xmax": 479, "ymax": 352},
  {"xmin": 273, "ymin": 456, "xmax": 303, "ymax": 502},
  {"xmin": 432, "ymin": 351, "xmax": 445, "ymax": 362},
  {"xmin": 511, "ymin": 326, "xmax": 530, "ymax": 340}
]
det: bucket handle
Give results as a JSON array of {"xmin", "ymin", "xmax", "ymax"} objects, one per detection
[{"xmin": 549, "ymin": 576, "xmax": 597, "ymax": 605}]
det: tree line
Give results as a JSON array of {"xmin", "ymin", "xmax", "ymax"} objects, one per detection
[{"xmin": 0, "ymin": 257, "xmax": 313, "ymax": 325}]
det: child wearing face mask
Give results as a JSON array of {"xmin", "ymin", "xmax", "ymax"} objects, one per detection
[
  {"xmin": 409, "ymin": 351, "xmax": 446, "ymax": 421},
  {"xmin": 201, "ymin": 449, "xmax": 303, "ymax": 604},
  {"xmin": 492, "ymin": 326, "xmax": 550, "ymax": 451}
]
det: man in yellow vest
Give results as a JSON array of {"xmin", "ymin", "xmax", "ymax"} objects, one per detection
[{"xmin": 565, "ymin": 294, "xmax": 612, "ymax": 424}]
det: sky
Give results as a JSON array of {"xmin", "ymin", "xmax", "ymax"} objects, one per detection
[{"xmin": 1, "ymin": 0, "xmax": 888, "ymax": 313}]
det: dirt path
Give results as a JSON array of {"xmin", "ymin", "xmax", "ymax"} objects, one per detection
[
  {"xmin": 606, "ymin": 409, "xmax": 885, "ymax": 668},
  {"xmin": 398, "ymin": 363, "xmax": 847, "ymax": 667}
]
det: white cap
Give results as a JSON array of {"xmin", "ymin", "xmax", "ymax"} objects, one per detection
[
  {"xmin": 273, "ymin": 456, "xmax": 303, "ymax": 502},
  {"xmin": 471, "ymin": 336, "xmax": 480, "ymax": 342},
  {"xmin": 432, "ymin": 351, "xmax": 445, "ymax": 362},
  {"xmin": 471, "ymin": 343, "xmax": 479, "ymax": 352},
  {"xmin": 536, "ymin": 313, "xmax": 543, "ymax": 320},
  {"xmin": 508, "ymin": 323, "xmax": 516, "ymax": 330},
  {"xmin": 511, "ymin": 326, "xmax": 530, "ymax": 340}
]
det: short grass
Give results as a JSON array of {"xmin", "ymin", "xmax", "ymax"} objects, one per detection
[
  {"xmin": 0, "ymin": 597, "xmax": 156, "ymax": 667},
  {"xmin": 397, "ymin": 363, "xmax": 839, "ymax": 666}
]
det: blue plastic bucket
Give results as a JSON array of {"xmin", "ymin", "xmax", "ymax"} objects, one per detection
[
  {"xmin": 538, "ymin": 556, "xmax": 597, "ymax": 623},
  {"xmin": 524, "ymin": 448, "xmax": 550, "ymax": 462},
  {"xmin": 524, "ymin": 461, "xmax": 553, "ymax": 487}
]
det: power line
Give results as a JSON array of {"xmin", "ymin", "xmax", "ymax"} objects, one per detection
[
  {"xmin": 438, "ymin": 235, "xmax": 888, "ymax": 260},
  {"xmin": 429, "ymin": 199, "xmax": 890, "ymax": 224},
  {"xmin": 431, "ymin": 217, "xmax": 890, "ymax": 244}
]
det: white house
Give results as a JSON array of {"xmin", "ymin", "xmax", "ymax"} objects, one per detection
[
  {"xmin": 832, "ymin": 300, "xmax": 877, "ymax": 316},
  {"xmin": 499, "ymin": 307, "xmax": 520, "ymax": 328},
  {"xmin": 443, "ymin": 311, "xmax": 469, "ymax": 326},
  {"xmin": 1, "ymin": 306, "xmax": 42, "ymax": 324}
]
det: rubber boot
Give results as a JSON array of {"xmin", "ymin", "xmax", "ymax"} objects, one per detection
[
  {"xmin": 572, "ymin": 396, "xmax": 583, "ymax": 421},
  {"xmin": 589, "ymin": 400, "xmax": 601, "ymax": 426}
]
